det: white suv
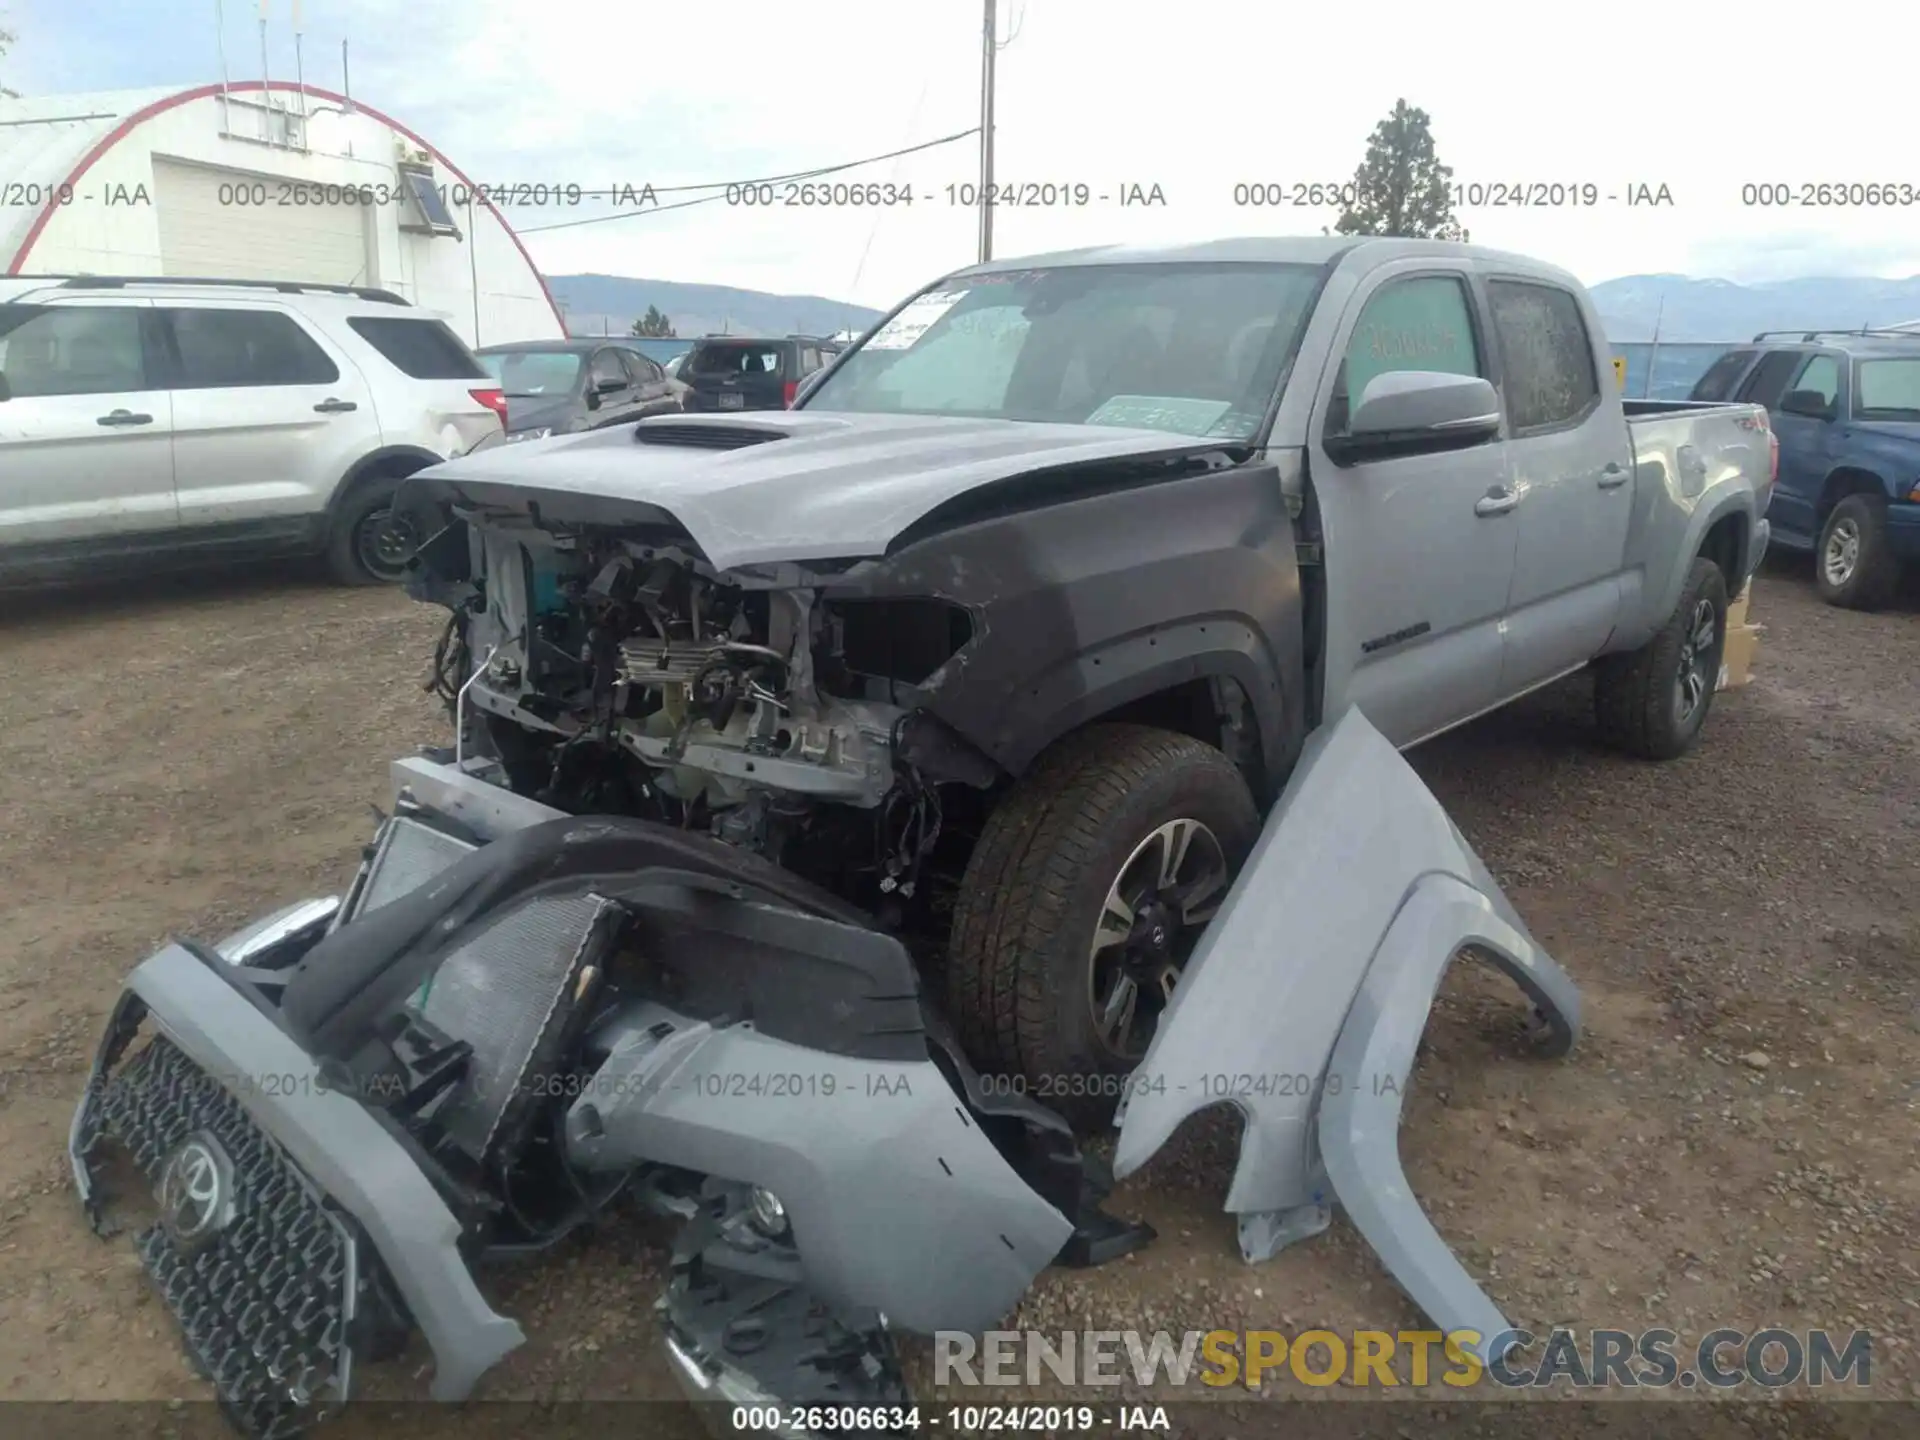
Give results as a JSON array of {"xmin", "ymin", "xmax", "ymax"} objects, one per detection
[{"xmin": 0, "ymin": 276, "xmax": 508, "ymax": 587}]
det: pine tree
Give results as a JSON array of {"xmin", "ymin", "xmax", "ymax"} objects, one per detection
[
  {"xmin": 1333, "ymin": 100, "xmax": 1468, "ymax": 242},
  {"xmin": 630, "ymin": 306, "xmax": 676, "ymax": 338}
]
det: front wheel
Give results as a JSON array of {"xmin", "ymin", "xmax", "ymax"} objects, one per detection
[
  {"xmin": 1593, "ymin": 556, "xmax": 1728, "ymax": 762},
  {"xmin": 944, "ymin": 724, "xmax": 1259, "ymax": 1131}
]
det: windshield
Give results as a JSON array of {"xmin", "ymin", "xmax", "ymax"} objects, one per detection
[
  {"xmin": 1855, "ymin": 358, "xmax": 1920, "ymax": 419},
  {"xmin": 799, "ymin": 261, "xmax": 1326, "ymax": 439},
  {"xmin": 479, "ymin": 349, "xmax": 583, "ymax": 397}
]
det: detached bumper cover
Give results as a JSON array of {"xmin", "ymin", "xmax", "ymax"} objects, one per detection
[
  {"xmin": 1113, "ymin": 707, "xmax": 1581, "ymax": 1366},
  {"xmin": 70, "ymin": 943, "xmax": 525, "ymax": 1409}
]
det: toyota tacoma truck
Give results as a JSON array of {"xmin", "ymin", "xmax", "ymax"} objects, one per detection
[
  {"xmin": 396, "ymin": 235, "xmax": 1773, "ymax": 1119},
  {"xmin": 70, "ymin": 237, "xmax": 1769, "ymax": 1438}
]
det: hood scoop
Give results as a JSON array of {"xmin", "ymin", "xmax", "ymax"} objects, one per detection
[{"xmin": 633, "ymin": 422, "xmax": 787, "ymax": 451}]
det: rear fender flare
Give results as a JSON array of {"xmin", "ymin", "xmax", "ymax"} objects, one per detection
[{"xmin": 1110, "ymin": 706, "xmax": 1580, "ymax": 1367}]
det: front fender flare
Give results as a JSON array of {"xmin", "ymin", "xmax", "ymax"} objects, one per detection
[{"xmin": 1112, "ymin": 706, "xmax": 1580, "ymax": 1367}]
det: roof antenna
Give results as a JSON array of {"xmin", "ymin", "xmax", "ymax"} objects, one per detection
[
  {"xmin": 292, "ymin": 0, "xmax": 308, "ymax": 124},
  {"xmin": 215, "ymin": 0, "xmax": 232, "ymax": 133},
  {"xmin": 257, "ymin": 0, "xmax": 274, "ymax": 142},
  {"xmin": 341, "ymin": 39, "xmax": 354, "ymax": 115}
]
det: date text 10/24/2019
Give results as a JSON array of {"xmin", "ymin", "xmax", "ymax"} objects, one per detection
[
  {"xmin": 728, "ymin": 1404, "xmax": 1171, "ymax": 1433},
  {"xmin": 1232, "ymin": 181, "xmax": 1676, "ymax": 208}
]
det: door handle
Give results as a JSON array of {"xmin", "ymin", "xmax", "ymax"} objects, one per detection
[
  {"xmin": 313, "ymin": 398, "xmax": 358, "ymax": 413},
  {"xmin": 96, "ymin": 409, "xmax": 152, "ymax": 426},
  {"xmin": 1597, "ymin": 463, "xmax": 1629, "ymax": 489},
  {"xmin": 1474, "ymin": 486, "xmax": 1520, "ymax": 516}
]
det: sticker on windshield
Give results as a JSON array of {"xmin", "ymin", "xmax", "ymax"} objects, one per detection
[
  {"xmin": 865, "ymin": 290, "xmax": 969, "ymax": 350},
  {"xmin": 1085, "ymin": 395, "xmax": 1235, "ymax": 435}
]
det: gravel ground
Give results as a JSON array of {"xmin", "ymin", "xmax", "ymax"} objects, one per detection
[{"xmin": 0, "ymin": 555, "xmax": 1914, "ymax": 1429}]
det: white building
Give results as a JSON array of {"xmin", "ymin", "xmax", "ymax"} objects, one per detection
[{"xmin": 0, "ymin": 81, "xmax": 564, "ymax": 347}]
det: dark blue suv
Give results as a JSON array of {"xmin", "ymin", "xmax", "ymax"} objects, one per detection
[{"xmin": 1689, "ymin": 330, "xmax": 1920, "ymax": 609}]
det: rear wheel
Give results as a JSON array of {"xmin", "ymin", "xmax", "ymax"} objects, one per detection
[
  {"xmin": 1814, "ymin": 495, "xmax": 1900, "ymax": 610},
  {"xmin": 1594, "ymin": 555, "xmax": 1728, "ymax": 761},
  {"xmin": 325, "ymin": 475, "xmax": 424, "ymax": 586},
  {"xmin": 944, "ymin": 724, "xmax": 1259, "ymax": 1131}
]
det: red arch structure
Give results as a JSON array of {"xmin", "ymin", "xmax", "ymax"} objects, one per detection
[{"xmin": 5, "ymin": 79, "xmax": 567, "ymax": 333}]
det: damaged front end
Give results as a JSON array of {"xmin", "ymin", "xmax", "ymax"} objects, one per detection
[{"xmin": 70, "ymin": 755, "xmax": 1148, "ymax": 1440}]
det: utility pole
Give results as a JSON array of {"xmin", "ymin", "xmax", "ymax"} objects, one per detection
[{"xmin": 977, "ymin": 0, "xmax": 997, "ymax": 264}]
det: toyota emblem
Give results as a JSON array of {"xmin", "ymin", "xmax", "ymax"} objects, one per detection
[{"xmin": 156, "ymin": 1132, "xmax": 236, "ymax": 1250}]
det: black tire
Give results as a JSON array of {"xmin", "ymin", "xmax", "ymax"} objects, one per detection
[
  {"xmin": 325, "ymin": 475, "xmax": 422, "ymax": 586},
  {"xmin": 944, "ymin": 723, "xmax": 1259, "ymax": 1131},
  {"xmin": 1593, "ymin": 555, "xmax": 1728, "ymax": 762},
  {"xmin": 1813, "ymin": 495, "xmax": 1900, "ymax": 611}
]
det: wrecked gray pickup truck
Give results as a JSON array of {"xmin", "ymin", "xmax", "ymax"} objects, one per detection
[{"xmin": 70, "ymin": 236, "xmax": 1764, "ymax": 1436}]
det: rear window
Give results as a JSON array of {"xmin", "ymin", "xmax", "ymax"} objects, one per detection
[
  {"xmin": 1486, "ymin": 279, "xmax": 1600, "ymax": 431},
  {"xmin": 1738, "ymin": 350, "xmax": 1810, "ymax": 409},
  {"xmin": 687, "ymin": 341, "xmax": 788, "ymax": 378},
  {"xmin": 1688, "ymin": 348, "xmax": 1757, "ymax": 403},
  {"xmin": 346, "ymin": 316, "xmax": 486, "ymax": 380}
]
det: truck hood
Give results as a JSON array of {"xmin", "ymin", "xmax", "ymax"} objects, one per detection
[{"xmin": 400, "ymin": 410, "xmax": 1233, "ymax": 571}]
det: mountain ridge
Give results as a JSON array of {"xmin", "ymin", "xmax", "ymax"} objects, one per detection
[{"xmin": 543, "ymin": 271, "xmax": 1920, "ymax": 347}]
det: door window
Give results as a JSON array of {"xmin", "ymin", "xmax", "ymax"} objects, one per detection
[
  {"xmin": 1486, "ymin": 280, "xmax": 1600, "ymax": 431},
  {"xmin": 1737, "ymin": 350, "xmax": 1808, "ymax": 409},
  {"xmin": 1332, "ymin": 275, "xmax": 1481, "ymax": 433},
  {"xmin": 589, "ymin": 350, "xmax": 628, "ymax": 391},
  {"xmin": 166, "ymin": 308, "xmax": 340, "ymax": 388},
  {"xmin": 0, "ymin": 305, "xmax": 148, "ymax": 397},
  {"xmin": 1790, "ymin": 354, "xmax": 1841, "ymax": 406}
]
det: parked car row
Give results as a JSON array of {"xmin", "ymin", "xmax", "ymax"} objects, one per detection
[
  {"xmin": 1688, "ymin": 328, "xmax": 1920, "ymax": 609},
  {"xmin": 0, "ymin": 275, "xmax": 508, "ymax": 586},
  {"xmin": 0, "ymin": 272, "xmax": 842, "ymax": 588}
]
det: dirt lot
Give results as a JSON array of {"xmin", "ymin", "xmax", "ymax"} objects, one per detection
[{"xmin": 0, "ymin": 556, "xmax": 1915, "ymax": 1428}]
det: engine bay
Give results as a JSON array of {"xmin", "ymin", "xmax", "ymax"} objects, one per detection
[{"xmin": 422, "ymin": 515, "xmax": 980, "ymax": 911}]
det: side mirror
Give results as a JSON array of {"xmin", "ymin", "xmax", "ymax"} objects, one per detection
[
  {"xmin": 1779, "ymin": 389, "xmax": 1835, "ymax": 420},
  {"xmin": 1329, "ymin": 370, "xmax": 1501, "ymax": 462},
  {"xmin": 596, "ymin": 376, "xmax": 626, "ymax": 394}
]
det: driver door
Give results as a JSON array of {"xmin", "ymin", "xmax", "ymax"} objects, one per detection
[
  {"xmin": 1305, "ymin": 265, "xmax": 1520, "ymax": 747},
  {"xmin": 0, "ymin": 298, "xmax": 178, "ymax": 550}
]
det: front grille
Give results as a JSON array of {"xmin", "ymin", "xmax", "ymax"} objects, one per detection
[{"xmin": 93, "ymin": 1034, "xmax": 359, "ymax": 1440}]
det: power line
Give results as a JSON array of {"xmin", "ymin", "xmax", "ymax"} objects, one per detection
[{"xmin": 519, "ymin": 126, "xmax": 981, "ymax": 234}]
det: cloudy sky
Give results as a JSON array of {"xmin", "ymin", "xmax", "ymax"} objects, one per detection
[{"xmin": 6, "ymin": 0, "xmax": 1916, "ymax": 308}]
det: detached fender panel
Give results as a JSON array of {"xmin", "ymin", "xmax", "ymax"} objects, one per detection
[{"xmin": 1112, "ymin": 706, "xmax": 1580, "ymax": 1361}]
